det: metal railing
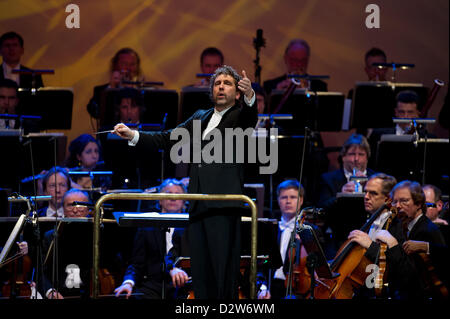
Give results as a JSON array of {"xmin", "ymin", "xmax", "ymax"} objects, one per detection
[{"xmin": 93, "ymin": 192, "xmax": 258, "ymax": 299}]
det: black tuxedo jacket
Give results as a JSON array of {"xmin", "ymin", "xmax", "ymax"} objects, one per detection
[
  {"xmin": 123, "ymin": 227, "xmax": 171, "ymax": 297},
  {"xmin": 317, "ymin": 168, "xmax": 376, "ymax": 210},
  {"xmin": 263, "ymin": 74, "xmax": 328, "ymax": 96},
  {"xmin": 135, "ymin": 100, "xmax": 258, "ymax": 217},
  {"xmin": 0, "ymin": 64, "xmax": 43, "ymax": 89}
]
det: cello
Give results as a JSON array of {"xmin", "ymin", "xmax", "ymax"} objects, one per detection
[{"xmin": 313, "ymin": 203, "xmax": 391, "ymax": 299}]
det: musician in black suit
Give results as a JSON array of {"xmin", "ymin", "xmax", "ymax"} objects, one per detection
[
  {"xmin": 86, "ymin": 47, "xmax": 142, "ymax": 119},
  {"xmin": 263, "ymin": 39, "xmax": 327, "ymax": 97},
  {"xmin": 113, "ymin": 65, "xmax": 257, "ymax": 299},
  {"xmin": 0, "ymin": 32, "xmax": 43, "ymax": 89},
  {"xmin": 317, "ymin": 134, "xmax": 375, "ymax": 210},
  {"xmin": 114, "ymin": 178, "xmax": 190, "ymax": 299},
  {"xmin": 377, "ymin": 180, "xmax": 448, "ymax": 298},
  {"xmin": 0, "ymin": 78, "xmax": 20, "ymax": 129}
]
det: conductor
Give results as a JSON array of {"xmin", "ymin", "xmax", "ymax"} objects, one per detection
[{"xmin": 113, "ymin": 65, "xmax": 257, "ymax": 299}]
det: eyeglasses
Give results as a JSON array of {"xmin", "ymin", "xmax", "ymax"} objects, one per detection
[
  {"xmin": 426, "ymin": 202, "xmax": 437, "ymax": 208},
  {"xmin": 392, "ymin": 198, "xmax": 411, "ymax": 205}
]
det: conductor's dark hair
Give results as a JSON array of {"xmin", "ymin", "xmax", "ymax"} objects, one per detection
[
  {"xmin": 0, "ymin": 31, "xmax": 24, "ymax": 47},
  {"xmin": 200, "ymin": 47, "xmax": 224, "ymax": 65},
  {"xmin": 276, "ymin": 179, "xmax": 304, "ymax": 198},
  {"xmin": 208, "ymin": 65, "xmax": 242, "ymax": 101}
]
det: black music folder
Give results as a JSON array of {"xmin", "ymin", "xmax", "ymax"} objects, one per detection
[
  {"xmin": 268, "ymin": 89, "xmax": 345, "ymax": 134},
  {"xmin": 18, "ymin": 87, "xmax": 74, "ymax": 130},
  {"xmin": 179, "ymin": 86, "xmax": 212, "ymax": 123},
  {"xmin": 350, "ymin": 82, "xmax": 428, "ymax": 130}
]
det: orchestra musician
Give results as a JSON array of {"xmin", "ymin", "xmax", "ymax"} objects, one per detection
[
  {"xmin": 114, "ymin": 178, "xmax": 190, "ymax": 299},
  {"xmin": 263, "ymin": 38, "xmax": 327, "ymax": 96}
]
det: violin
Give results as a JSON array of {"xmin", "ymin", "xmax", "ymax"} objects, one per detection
[{"xmin": 1, "ymin": 238, "xmax": 32, "ymax": 299}]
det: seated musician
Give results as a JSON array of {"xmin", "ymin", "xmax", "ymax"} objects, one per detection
[
  {"xmin": 316, "ymin": 134, "xmax": 376, "ymax": 256},
  {"xmin": 376, "ymin": 180, "xmax": 448, "ymax": 298},
  {"xmin": 367, "ymin": 90, "xmax": 435, "ymax": 163},
  {"xmin": 41, "ymin": 188, "xmax": 94, "ymax": 299},
  {"xmin": 263, "ymin": 38, "xmax": 327, "ymax": 96},
  {"xmin": 86, "ymin": 47, "xmax": 143, "ymax": 119},
  {"xmin": 37, "ymin": 167, "xmax": 71, "ymax": 218},
  {"xmin": 114, "ymin": 178, "xmax": 190, "ymax": 299},
  {"xmin": 423, "ymin": 184, "xmax": 448, "ymax": 227},
  {"xmin": 0, "ymin": 78, "xmax": 19, "ymax": 129},
  {"xmin": 268, "ymin": 179, "xmax": 323, "ymax": 299},
  {"xmin": 64, "ymin": 133, "xmax": 111, "ymax": 191},
  {"xmin": 191, "ymin": 47, "xmax": 224, "ymax": 88},
  {"xmin": 0, "ymin": 31, "xmax": 44, "ymax": 89}
]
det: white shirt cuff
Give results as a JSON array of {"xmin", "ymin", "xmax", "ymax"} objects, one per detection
[
  {"xmin": 128, "ymin": 130, "xmax": 139, "ymax": 146},
  {"xmin": 244, "ymin": 90, "xmax": 256, "ymax": 106},
  {"xmin": 123, "ymin": 279, "xmax": 135, "ymax": 287}
]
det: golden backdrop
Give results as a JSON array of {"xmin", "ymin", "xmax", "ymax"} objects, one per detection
[{"xmin": 1, "ymin": 0, "xmax": 448, "ymax": 158}]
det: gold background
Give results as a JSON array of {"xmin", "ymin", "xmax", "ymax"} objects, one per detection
[{"xmin": 1, "ymin": 0, "xmax": 448, "ymax": 160}]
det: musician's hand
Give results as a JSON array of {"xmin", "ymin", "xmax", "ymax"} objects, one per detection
[
  {"xmin": 275, "ymin": 78, "xmax": 292, "ymax": 90},
  {"xmin": 17, "ymin": 241, "xmax": 28, "ymax": 255},
  {"xmin": 432, "ymin": 217, "xmax": 448, "ymax": 226},
  {"xmin": 348, "ymin": 230, "xmax": 372, "ymax": 249},
  {"xmin": 258, "ymin": 285, "xmax": 271, "ymax": 299},
  {"xmin": 113, "ymin": 123, "xmax": 136, "ymax": 141},
  {"xmin": 342, "ymin": 181, "xmax": 356, "ymax": 193},
  {"xmin": 238, "ymin": 70, "xmax": 254, "ymax": 100},
  {"xmin": 114, "ymin": 282, "xmax": 133, "ymax": 299},
  {"xmin": 402, "ymin": 240, "xmax": 428, "ymax": 255},
  {"xmin": 374, "ymin": 230, "xmax": 398, "ymax": 249},
  {"xmin": 47, "ymin": 289, "xmax": 64, "ymax": 299},
  {"xmin": 170, "ymin": 267, "xmax": 189, "ymax": 288},
  {"xmin": 110, "ymin": 70, "xmax": 122, "ymax": 88}
]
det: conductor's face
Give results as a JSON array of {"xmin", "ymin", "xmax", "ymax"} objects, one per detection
[{"xmin": 212, "ymin": 74, "xmax": 240, "ymax": 111}]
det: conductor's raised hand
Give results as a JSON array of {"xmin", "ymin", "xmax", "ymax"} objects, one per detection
[
  {"xmin": 238, "ymin": 70, "xmax": 254, "ymax": 100},
  {"xmin": 113, "ymin": 123, "xmax": 135, "ymax": 141}
]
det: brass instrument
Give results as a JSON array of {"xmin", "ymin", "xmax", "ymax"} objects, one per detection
[{"xmin": 420, "ymin": 79, "xmax": 445, "ymax": 118}]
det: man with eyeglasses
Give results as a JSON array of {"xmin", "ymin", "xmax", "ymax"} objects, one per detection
[{"xmin": 376, "ymin": 180, "xmax": 448, "ymax": 298}]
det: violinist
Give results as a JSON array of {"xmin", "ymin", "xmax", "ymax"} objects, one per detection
[
  {"xmin": 269, "ymin": 179, "xmax": 323, "ymax": 299},
  {"xmin": 263, "ymin": 39, "xmax": 327, "ymax": 96},
  {"xmin": 385, "ymin": 181, "xmax": 449, "ymax": 298},
  {"xmin": 0, "ymin": 241, "xmax": 29, "ymax": 298},
  {"xmin": 345, "ymin": 173, "xmax": 416, "ymax": 298}
]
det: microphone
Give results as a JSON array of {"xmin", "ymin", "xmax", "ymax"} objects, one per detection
[{"xmin": 254, "ymin": 29, "xmax": 265, "ymax": 49}]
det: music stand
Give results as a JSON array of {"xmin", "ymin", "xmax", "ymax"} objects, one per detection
[
  {"xmin": 268, "ymin": 89, "xmax": 345, "ymax": 134},
  {"xmin": 179, "ymin": 86, "xmax": 211, "ymax": 123},
  {"xmin": 375, "ymin": 136, "xmax": 449, "ymax": 194},
  {"xmin": 18, "ymin": 87, "xmax": 74, "ymax": 130},
  {"xmin": 350, "ymin": 82, "xmax": 428, "ymax": 130},
  {"xmin": 297, "ymin": 223, "xmax": 339, "ymax": 298}
]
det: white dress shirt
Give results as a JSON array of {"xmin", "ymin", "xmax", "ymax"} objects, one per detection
[
  {"xmin": 274, "ymin": 216, "xmax": 296, "ymax": 280},
  {"xmin": 2, "ymin": 62, "xmax": 20, "ymax": 86}
]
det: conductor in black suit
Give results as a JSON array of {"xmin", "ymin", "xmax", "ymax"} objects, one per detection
[
  {"xmin": 113, "ymin": 65, "xmax": 257, "ymax": 299},
  {"xmin": 263, "ymin": 38, "xmax": 327, "ymax": 97},
  {"xmin": 0, "ymin": 32, "xmax": 43, "ymax": 89}
]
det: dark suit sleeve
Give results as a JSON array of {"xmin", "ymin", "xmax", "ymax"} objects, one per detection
[{"xmin": 122, "ymin": 228, "xmax": 148, "ymax": 284}]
